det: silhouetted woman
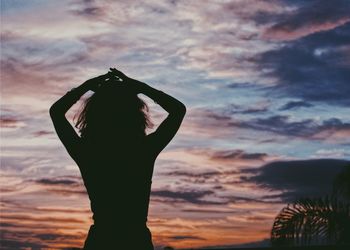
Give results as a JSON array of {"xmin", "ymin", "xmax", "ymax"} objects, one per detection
[{"xmin": 49, "ymin": 68, "xmax": 186, "ymax": 249}]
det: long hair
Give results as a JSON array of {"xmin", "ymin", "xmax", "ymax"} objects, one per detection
[{"xmin": 74, "ymin": 83, "xmax": 152, "ymax": 143}]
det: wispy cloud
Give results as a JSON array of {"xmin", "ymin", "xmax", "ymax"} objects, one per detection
[
  {"xmin": 279, "ymin": 101, "xmax": 313, "ymax": 111},
  {"xmin": 262, "ymin": 0, "xmax": 350, "ymax": 40},
  {"xmin": 0, "ymin": 115, "xmax": 26, "ymax": 129}
]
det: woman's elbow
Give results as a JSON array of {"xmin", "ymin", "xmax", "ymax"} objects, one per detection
[
  {"xmin": 177, "ymin": 102, "xmax": 186, "ymax": 117},
  {"xmin": 49, "ymin": 103, "xmax": 62, "ymax": 119},
  {"xmin": 49, "ymin": 105, "xmax": 56, "ymax": 118},
  {"xmin": 169, "ymin": 103, "xmax": 186, "ymax": 119}
]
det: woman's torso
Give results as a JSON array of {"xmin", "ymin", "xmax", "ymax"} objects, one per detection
[{"xmin": 77, "ymin": 136, "xmax": 157, "ymax": 226}]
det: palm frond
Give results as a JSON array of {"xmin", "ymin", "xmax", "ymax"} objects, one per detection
[{"xmin": 271, "ymin": 196, "xmax": 350, "ymax": 246}]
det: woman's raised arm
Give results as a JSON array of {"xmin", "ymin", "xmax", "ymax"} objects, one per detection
[
  {"xmin": 110, "ymin": 68, "xmax": 186, "ymax": 155},
  {"xmin": 49, "ymin": 73, "xmax": 111, "ymax": 161}
]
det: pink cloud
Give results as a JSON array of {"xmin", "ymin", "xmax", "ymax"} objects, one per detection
[{"xmin": 264, "ymin": 17, "xmax": 350, "ymax": 41}]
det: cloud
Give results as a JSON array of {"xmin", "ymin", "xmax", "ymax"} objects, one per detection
[
  {"xmin": 237, "ymin": 115, "xmax": 316, "ymax": 137},
  {"xmin": 1, "ymin": 213, "xmax": 85, "ymax": 224},
  {"xmin": 162, "ymin": 170, "xmax": 221, "ymax": 179},
  {"xmin": 0, "ymin": 115, "xmax": 26, "ymax": 129},
  {"xmin": 183, "ymin": 107, "xmax": 350, "ymax": 142},
  {"xmin": 32, "ymin": 176, "xmax": 87, "ymax": 196},
  {"xmin": 151, "ymin": 187, "xmax": 267, "ymax": 207},
  {"xmin": 262, "ymin": 0, "xmax": 350, "ymax": 40},
  {"xmin": 180, "ymin": 108, "xmax": 234, "ymax": 139},
  {"xmin": 234, "ymin": 115, "xmax": 350, "ymax": 139},
  {"xmin": 211, "ymin": 149, "xmax": 268, "ymax": 161},
  {"xmin": 0, "ymin": 229, "xmax": 83, "ymax": 249},
  {"xmin": 0, "ymin": 238, "xmax": 48, "ymax": 250},
  {"xmin": 167, "ymin": 235, "xmax": 205, "ymax": 241},
  {"xmin": 257, "ymin": 23, "xmax": 350, "ymax": 106},
  {"xmin": 181, "ymin": 208, "xmax": 238, "ymax": 214},
  {"xmin": 35, "ymin": 177, "xmax": 79, "ymax": 186},
  {"xmin": 1, "ymin": 48, "xmax": 88, "ymax": 110},
  {"xmin": 69, "ymin": 1, "xmax": 106, "ymax": 19},
  {"xmin": 0, "ymin": 204, "xmax": 88, "ymax": 248},
  {"xmin": 279, "ymin": 101, "xmax": 313, "ymax": 110},
  {"xmin": 157, "ymin": 148, "xmax": 272, "ymax": 189},
  {"xmin": 223, "ymin": 102, "xmax": 270, "ymax": 115},
  {"xmin": 313, "ymin": 149, "xmax": 350, "ymax": 158},
  {"xmin": 311, "ymin": 118, "xmax": 350, "ymax": 142},
  {"xmin": 158, "ymin": 168, "xmax": 238, "ymax": 187},
  {"xmin": 32, "ymin": 130, "xmax": 55, "ymax": 137},
  {"xmin": 186, "ymin": 147, "xmax": 271, "ymax": 163},
  {"xmin": 151, "ymin": 190, "xmax": 219, "ymax": 205},
  {"xmin": 241, "ymin": 159, "xmax": 350, "ymax": 202}
]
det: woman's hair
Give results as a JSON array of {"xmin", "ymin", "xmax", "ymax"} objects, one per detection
[{"xmin": 74, "ymin": 83, "xmax": 152, "ymax": 141}]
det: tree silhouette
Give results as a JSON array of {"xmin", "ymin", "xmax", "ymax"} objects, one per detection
[
  {"xmin": 271, "ymin": 166, "xmax": 350, "ymax": 247},
  {"xmin": 333, "ymin": 165, "xmax": 350, "ymax": 200}
]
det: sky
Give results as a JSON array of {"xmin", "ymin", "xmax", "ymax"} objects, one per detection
[{"xmin": 1, "ymin": 0, "xmax": 350, "ymax": 249}]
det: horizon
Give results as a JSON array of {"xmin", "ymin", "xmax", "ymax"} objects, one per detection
[{"xmin": 1, "ymin": 0, "xmax": 350, "ymax": 249}]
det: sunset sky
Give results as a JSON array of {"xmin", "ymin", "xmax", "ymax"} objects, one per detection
[{"xmin": 1, "ymin": 0, "xmax": 350, "ymax": 249}]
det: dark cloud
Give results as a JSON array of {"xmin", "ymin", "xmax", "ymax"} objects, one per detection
[
  {"xmin": 189, "ymin": 147, "xmax": 268, "ymax": 163},
  {"xmin": 0, "ymin": 229, "xmax": 82, "ymax": 249},
  {"xmin": 151, "ymin": 190, "xmax": 218, "ymax": 205},
  {"xmin": 237, "ymin": 115, "xmax": 315, "ymax": 137},
  {"xmin": 257, "ymin": 23, "xmax": 350, "ymax": 106},
  {"xmin": 35, "ymin": 178, "xmax": 79, "ymax": 186},
  {"xmin": 225, "ymin": 103, "xmax": 269, "ymax": 115},
  {"xmin": 46, "ymin": 188, "xmax": 87, "ymax": 196},
  {"xmin": 241, "ymin": 159, "xmax": 350, "ymax": 202},
  {"xmin": 0, "ymin": 115, "xmax": 24, "ymax": 128},
  {"xmin": 160, "ymin": 169, "xmax": 239, "ymax": 187},
  {"xmin": 33, "ymin": 177, "xmax": 87, "ymax": 196},
  {"xmin": 151, "ymin": 188, "xmax": 264, "ymax": 206},
  {"xmin": 36, "ymin": 233, "xmax": 61, "ymax": 241},
  {"xmin": 0, "ymin": 238, "xmax": 48, "ymax": 249},
  {"xmin": 1, "ymin": 213, "xmax": 85, "ymax": 224},
  {"xmin": 34, "ymin": 206, "xmax": 90, "ymax": 214},
  {"xmin": 190, "ymin": 107, "xmax": 350, "ymax": 139},
  {"xmin": 211, "ymin": 149, "xmax": 267, "ymax": 161},
  {"xmin": 238, "ymin": 107, "xmax": 269, "ymax": 114},
  {"xmin": 279, "ymin": 101, "xmax": 313, "ymax": 110},
  {"xmin": 69, "ymin": 0, "xmax": 106, "ymax": 19},
  {"xmin": 262, "ymin": 0, "xmax": 350, "ymax": 40},
  {"xmin": 162, "ymin": 170, "xmax": 220, "ymax": 179},
  {"xmin": 168, "ymin": 235, "xmax": 205, "ymax": 241},
  {"xmin": 71, "ymin": 6, "xmax": 104, "ymax": 17},
  {"xmin": 0, "ymin": 222, "xmax": 21, "ymax": 228},
  {"xmin": 0, "ymin": 218, "xmax": 83, "ymax": 248},
  {"xmin": 234, "ymin": 115, "xmax": 350, "ymax": 138},
  {"xmin": 289, "ymin": 18, "xmax": 350, "ymax": 48},
  {"xmin": 181, "ymin": 208, "xmax": 236, "ymax": 214}
]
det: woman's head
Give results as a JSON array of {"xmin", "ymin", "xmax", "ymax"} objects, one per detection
[{"xmin": 75, "ymin": 83, "xmax": 152, "ymax": 142}]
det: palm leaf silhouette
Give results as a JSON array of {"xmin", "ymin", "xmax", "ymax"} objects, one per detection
[{"xmin": 271, "ymin": 197, "xmax": 350, "ymax": 246}]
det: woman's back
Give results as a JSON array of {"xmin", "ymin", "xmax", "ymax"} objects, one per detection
[
  {"xmin": 79, "ymin": 136, "xmax": 157, "ymax": 226},
  {"xmin": 50, "ymin": 68, "xmax": 186, "ymax": 249}
]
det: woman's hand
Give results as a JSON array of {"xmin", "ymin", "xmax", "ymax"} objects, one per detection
[
  {"xmin": 109, "ymin": 67, "xmax": 145, "ymax": 93},
  {"xmin": 84, "ymin": 72, "xmax": 115, "ymax": 92},
  {"xmin": 109, "ymin": 68, "xmax": 129, "ymax": 81}
]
